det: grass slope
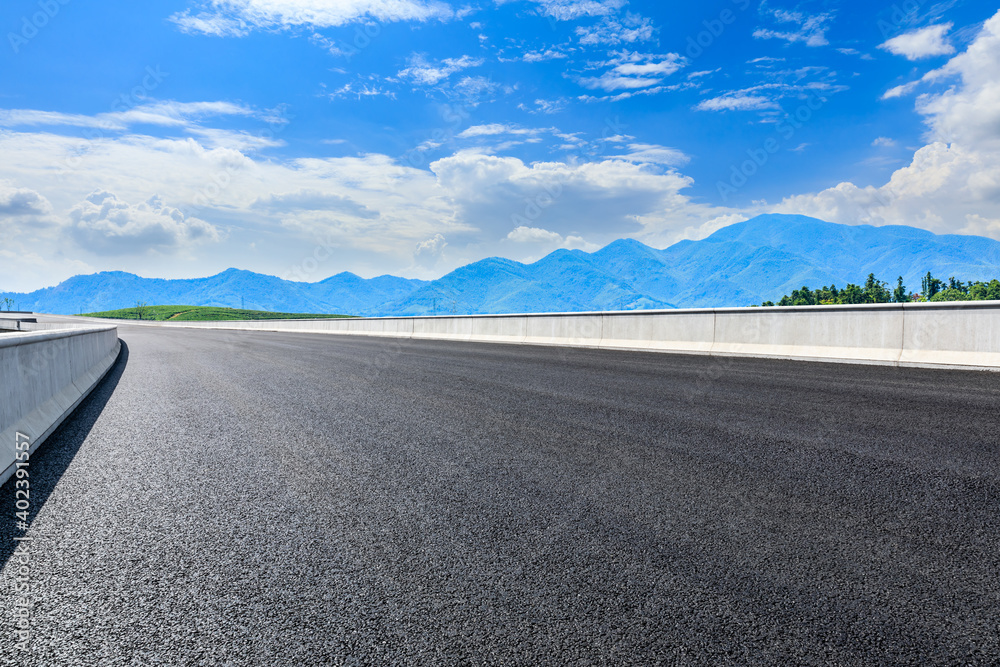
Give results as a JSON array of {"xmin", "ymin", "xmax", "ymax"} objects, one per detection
[{"xmin": 82, "ymin": 305, "xmax": 354, "ymax": 321}]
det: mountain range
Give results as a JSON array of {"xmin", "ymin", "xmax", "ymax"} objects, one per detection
[{"xmin": 4, "ymin": 214, "xmax": 1000, "ymax": 316}]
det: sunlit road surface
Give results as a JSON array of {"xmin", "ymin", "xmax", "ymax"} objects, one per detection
[{"xmin": 2, "ymin": 321, "xmax": 998, "ymax": 665}]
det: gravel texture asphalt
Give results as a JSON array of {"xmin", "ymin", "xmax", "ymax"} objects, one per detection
[{"xmin": 1, "ymin": 322, "xmax": 999, "ymax": 666}]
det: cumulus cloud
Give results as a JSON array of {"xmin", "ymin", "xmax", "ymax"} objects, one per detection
[
  {"xmin": 879, "ymin": 23, "xmax": 954, "ymax": 60},
  {"xmin": 773, "ymin": 11, "xmax": 1000, "ymax": 239},
  {"xmin": 0, "ymin": 184, "xmax": 52, "ymax": 218},
  {"xmin": 507, "ymin": 225, "xmax": 563, "ymax": 243},
  {"xmin": 69, "ymin": 191, "xmax": 220, "ymax": 255},
  {"xmin": 170, "ymin": 0, "xmax": 454, "ymax": 36},
  {"xmin": 429, "ymin": 150, "xmax": 721, "ymax": 244},
  {"xmin": 414, "ymin": 233, "xmax": 447, "ymax": 266}
]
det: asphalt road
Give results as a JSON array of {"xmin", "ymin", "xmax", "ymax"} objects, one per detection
[{"xmin": 2, "ymin": 323, "xmax": 999, "ymax": 665}]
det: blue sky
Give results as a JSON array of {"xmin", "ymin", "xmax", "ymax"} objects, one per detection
[{"xmin": 1, "ymin": 0, "xmax": 998, "ymax": 291}]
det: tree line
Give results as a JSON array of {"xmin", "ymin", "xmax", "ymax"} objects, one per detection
[{"xmin": 761, "ymin": 272, "xmax": 1000, "ymax": 307}]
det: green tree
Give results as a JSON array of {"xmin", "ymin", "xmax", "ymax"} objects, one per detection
[
  {"xmin": 930, "ymin": 289, "xmax": 970, "ymax": 302},
  {"xmin": 863, "ymin": 273, "xmax": 891, "ymax": 303},
  {"xmin": 892, "ymin": 276, "xmax": 908, "ymax": 303},
  {"xmin": 839, "ymin": 283, "xmax": 865, "ymax": 304},
  {"xmin": 921, "ymin": 272, "xmax": 942, "ymax": 300}
]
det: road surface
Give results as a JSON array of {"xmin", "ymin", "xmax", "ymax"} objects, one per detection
[{"xmin": 2, "ymin": 322, "xmax": 999, "ymax": 665}]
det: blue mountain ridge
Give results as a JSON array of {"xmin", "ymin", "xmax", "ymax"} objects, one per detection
[{"xmin": 4, "ymin": 214, "xmax": 1000, "ymax": 316}]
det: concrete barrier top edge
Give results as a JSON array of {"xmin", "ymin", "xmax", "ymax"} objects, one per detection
[
  {"xmin": 36, "ymin": 300, "xmax": 1000, "ymax": 326},
  {"xmin": 901, "ymin": 299, "xmax": 1000, "ymax": 311},
  {"xmin": 109, "ymin": 304, "xmax": 905, "ymax": 324},
  {"xmin": 0, "ymin": 325, "xmax": 118, "ymax": 350}
]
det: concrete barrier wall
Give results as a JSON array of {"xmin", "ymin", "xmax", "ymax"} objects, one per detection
[
  {"xmin": 523, "ymin": 313, "xmax": 604, "ymax": 347},
  {"xmin": 470, "ymin": 316, "xmax": 527, "ymax": 344},
  {"xmin": 712, "ymin": 304, "xmax": 906, "ymax": 364},
  {"xmin": 599, "ymin": 310, "xmax": 715, "ymax": 354},
  {"xmin": 1, "ymin": 325, "xmax": 119, "ymax": 486},
  {"xmin": 900, "ymin": 301, "xmax": 1000, "ymax": 368},
  {"xmin": 147, "ymin": 300, "xmax": 1000, "ymax": 371}
]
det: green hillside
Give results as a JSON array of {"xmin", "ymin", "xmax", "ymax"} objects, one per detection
[{"xmin": 82, "ymin": 305, "xmax": 354, "ymax": 321}]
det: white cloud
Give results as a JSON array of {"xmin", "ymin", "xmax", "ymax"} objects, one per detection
[
  {"xmin": 414, "ymin": 233, "xmax": 447, "ymax": 266},
  {"xmin": 872, "ymin": 137, "xmax": 896, "ymax": 147},
  {"xmin": 688, "ymin": 68, "xmax": 719, "ymax": 79},
  {"xmin": 610, "ymin": 143, "xmax": 689, "ymax": 167},
  {"xmin": 0, "ymin": 101, "xmax": 280, "ymax": 153},
  {"xmin": 429, "ymin": 150, "xmax": 724, "ymax": 245},
  {"xmin": 69, "ymin": 191, "xmax": 220, "ymax": 255},
  {"xmin": 578, "ymin": 52, "xmax": 684, "ymax": 92},
  {"xmin": 458, "ymin": 124, "xmax": 550, "ymax": 138},
  {"xmin": 328, "ymin": 82, "xmax": 397, "ymax": 99},
  {"xmin": 882, "ymin": 81, "xmax": 920, "ymax": 99},
  {"xmin": 773, "ymin": 11, "xmax": 1000, "ymax": 240},
  {"xmin": 0, "ymin": 101, "xmax": 258, "ymax": 131},
  {"xmin": 509, "ymin": 0, "xmax": 627, "ymax": 21},
  {"xmin": 522, "ymin": 49, "xmax": 569, "ymax": 62},
  {"xmin": 575, "ymin": 11, "xmax": 655, "ymax": 46},
  {"xmin": 0, "ymin": 184, "xmax": 52, "ymax": 218},
  {"xmin": 879, "ymin": 23, "xmax": 954, "ymax": 60},
  {"xmin": 450, "ymin": 76, "xmax": 502, "ymax": 105},
  {"xmin": 754, "ymin": 9, "xmax": 833, "ymax": 47},
  {"xmin": 519, "ymin": 98, "xmax": 569, "ymax": 114},
  {"xmin": 170, "ymin": 0, "xmax": 454, "ymax": 35},
  {"xmin": 507, "ymin": 226, "xmax": 563, "ymax": 243},
  {"xmin": 915, "ymin": 18, "xmax": 1000, "ymax": 147},
  {"xmin": 397, "ymin": 54, "xmax": 483, "ymax": 85},
  {"xmin": 696, "ymin": 94, "xmax": 777, "ymax": 111},
  {"xmin": 252, "ymin": 190, "xmax": 378, "ymax": 218}
]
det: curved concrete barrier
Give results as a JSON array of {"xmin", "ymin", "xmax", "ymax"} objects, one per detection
[{"xmin": 1, "ymin": 325, "xmax": 119, "ymax": 487}]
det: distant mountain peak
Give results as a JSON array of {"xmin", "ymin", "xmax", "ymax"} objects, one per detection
[{"xmin": 4, "ymin": 215, "xmax": 999, "ymax": 315}]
